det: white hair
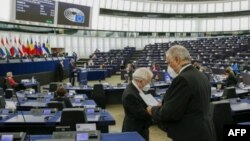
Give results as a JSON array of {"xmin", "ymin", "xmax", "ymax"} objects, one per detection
[
  {"xmin": 6, "ymin": 72, "xmax": 12, "ymax": 77},
  {"xmin": 132, "ymin": 67, "xmax": 153, "ymax": 81},
  {"xmin": 166, "ymin": 45, "xmax": 191, "ymax": 61}
]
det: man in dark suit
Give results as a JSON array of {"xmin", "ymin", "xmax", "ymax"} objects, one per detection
[
  {"xmin": 55, "ymin": 60, "xmax": 64, "ymax": 82},
  {"xmin": 122, "ymin": 67, "xmax": 154, "ymax": 141},
  {"xmin": 69, "ymin": 59, "xmax": 76, "ymax": 86},
  {"xmin": 147, "ymin": 45, "xmax": 216, "ymax": 141}
]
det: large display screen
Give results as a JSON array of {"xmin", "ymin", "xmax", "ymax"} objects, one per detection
[
  {"xmin": 57, "ymin": 2, "xmax": 90, "ymax": 27},
  {"xmin": 16, "ymin": 0, "xmax": 55, "ymax": 24}
]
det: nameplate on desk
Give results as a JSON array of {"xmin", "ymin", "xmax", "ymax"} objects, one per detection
[
  {"xmin": 84, "ymin": 105, "xmax": 96, "ymax": 108},
  {"xmin": 87, "ymin": 114, "xmax": 100, "ymax": 122},
  {"xmin": 76, "ymin": 123, "xmax": 96, "ymax": 131},
  {"xmin": 43, "ymin": 109, "xmax": 52, "ymax": 115},
  {"xmin": 22, "ymin": 59, "xmax": 32, "ymax": 62},
  {"xmin": 0, "ymin": 132, "xmax": 26, "ymax": 141},
  {"xmin": 0, "ymin": 134, "xmax": 13, "ymax": 141}
]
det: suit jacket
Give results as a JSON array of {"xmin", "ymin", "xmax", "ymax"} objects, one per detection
[
  {"xmin": 152, "ymin": 65, "xmax": 215, "ymax": 141},
  {"xmin": 69, "ymin": 62, "xmax": 76, "ymax": 76},
  {"xmin": 56, "ymin": 63, "xmax": 63, "ymax": 81},
  {"xmin": 122, "ymin": 83, "xmax": 152, "ymax": 136}
]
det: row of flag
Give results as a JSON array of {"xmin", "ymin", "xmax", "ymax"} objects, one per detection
[{"xmin": 0, "ymin": 37, "xmax": 51, "ymax": 58}]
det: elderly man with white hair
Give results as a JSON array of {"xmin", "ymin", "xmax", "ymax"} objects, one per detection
[
  {"xmin": 147, "ymin": 45, "xmax": 216, "ymax": 141},
  {"xmin": 122, "ymin": 67, "xmax": 153, "ymax": 141}
]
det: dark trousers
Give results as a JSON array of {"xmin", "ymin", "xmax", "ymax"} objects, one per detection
[
  {"xmin": 138, "ymin": 128, "xmax": 149, "ymax": 141},
  {"xmin": 69, "ymin": 73, "xmax": 75, "ymax": 86}
]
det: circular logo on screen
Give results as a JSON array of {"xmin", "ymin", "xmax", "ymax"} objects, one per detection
[{"xmin": 64, "ymin": 8, "xmax": 85, "ymax": 23}]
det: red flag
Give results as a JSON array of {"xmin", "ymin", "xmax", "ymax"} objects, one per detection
[
  {"xmin": 22, "ymin": 44, "xmax": 27, "ymax": 54},
  {"xmin": 10, "ymin": 46, "xmax": 15, "ymax": 57}
]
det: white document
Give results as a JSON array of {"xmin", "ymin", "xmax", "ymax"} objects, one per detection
[
  {"xmin": 140, "ymin": 93, "xmax": 159, "ymax": 106},
  {"xmin": 76, "ymin": 123, "xmax": 96, "ymax": 131}
]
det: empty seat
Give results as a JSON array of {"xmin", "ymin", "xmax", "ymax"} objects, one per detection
[
  {"xmin": 92, "ymin": 84, "xmax": 106, "ymax": 109},
  {"xmin": 60, "ymin": 108, "xmax": 86, "ymax": 130},
  {"xmin": 210, "ymin": 101, "xmax": 234, "ymax": 141}
]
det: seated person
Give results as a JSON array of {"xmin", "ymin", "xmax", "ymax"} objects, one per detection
[
  {"xmin": 150, "ymin": 63, "xmax": 160, "ymax": 71},
  {"xmin": 6, "ymin": 72, "xmax": 26, "ymax": 91},
  {"xmin": 231, "ymin": 62, "xmax": 240, "ymax": 75},
  {"xmin": 224, "ymin": 67, "xmax": 238, "ymax": 87},
  {"xmin": 53, "ymin": 87, "xmax": 73, "ymax": 108},
  {"xmin": 153, "ymin": 74, "xmax": 161, "ymax": 81}
]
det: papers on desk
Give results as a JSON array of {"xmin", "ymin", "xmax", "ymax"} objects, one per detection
[
  {"xmin": 87, "ymin": 114, "xmax": 100, "ymax": 122},
  {"xmin": 76, "ymin": 123, "xmax": 96, "ymax": 131},
  {"xmin": 5, "ymin": 101, "xmax": 16, "ymax": 109},
  {"xmin": 84, "ymin": 105, "xmax": 96, "ymax": 108},
  {"xmin": 139, "ymin": 93, "xmax": 159, "ymax": 106}
]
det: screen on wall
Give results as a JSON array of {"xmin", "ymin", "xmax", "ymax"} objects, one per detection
[
  {"xmin": 57, "ymin": 2, "xmax": 90, "ymax": 27},
  {"xmin": 16, "ymin": 0, "xmax": 55, "ymax": 24}
]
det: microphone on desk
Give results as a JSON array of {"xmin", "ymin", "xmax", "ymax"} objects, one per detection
[{"xmin": 14, "ymin": 92, "xmax": 30, "ymax": 140}]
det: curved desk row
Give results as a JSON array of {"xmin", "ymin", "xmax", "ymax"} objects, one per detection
[
  {"xmin": 0, "ymin": 109, "xmax": 115, "ymax": 134},
  {"xmin": 30, "ymin": 132, "xmax": 145, "ymax": 141}
]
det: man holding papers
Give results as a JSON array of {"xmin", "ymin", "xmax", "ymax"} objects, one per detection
[
  {"xmin": 122, "ymin": 67, "xmax": 155, "ymax": 141},
  {"xmin": 147, "ymin": 45, "xmax": 216, "ymax": 141}
]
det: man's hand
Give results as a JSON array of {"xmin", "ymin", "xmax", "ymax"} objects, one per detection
[{"xmin": 147, "ymin": 106, "xmax": 152, "ymax": 115}]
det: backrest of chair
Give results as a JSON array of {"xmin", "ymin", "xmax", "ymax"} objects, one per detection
[
  {"xmin": 0, "ymin": 95, "xmax": 6, "ymax": 108},
  {"xmin": 49, "ymin": 83, "xmax": 60, "ymax": 92},
  {"xmin": 60, "ymin": 108, "xmax": 86, "ymax": 130},
  {"xmin": 211, "ymin": 101, "xmax": 234, "ymax": 141},
  {"xmin": 0, "ymin": 88, "xmax": 3, "ymax": 95},
  {"xmin": 47, "ymin": 101, "xmax": 65, "ymax": 111},
  {"xmin": 5, "ymin": 89, "xmax": 15, "ymax": 99},
  {"xmin": 3, "ymin": 77, "xmax": 12, "ymax": 91},
  {"xmin": 222, "ymin": 87, "xmax": 237, "ymax": 99},
  {"xmin": 92, "ymin": 84, "xmax": 106, "ymax": 109},
  {"xmin": 93, "ymin": 84, "xmax": 104, "ymax": 96}
]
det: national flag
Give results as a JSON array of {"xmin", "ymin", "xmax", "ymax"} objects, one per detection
[
  {"xmin": 16, "ymin": 37, "xmax": 24, "ymax": 57},
  {"xmin": 0, "ymin": 37, "xmax": 7, "ymax": 57},
  {"xmin": 18, "ymin": 48, "xmax": 23, "ymax": 56},
  {"xmin": 5, "ymin": 37, "xmax": 9, "ymax": 45},
  {"xmin": 6, "ymin": 37, "xmax": 16, "ymax": 57},
  {"xmin": 1, "ymin": 37, "xmax": 5, "ymax": 46},
  {"xmin": 37, "ymin": 42, "xmax": 43, "ymax": 55},
  {"xmin": 9, "ymin": 38, "xmax": 19, "ymax": 57},
  {"xmin": 18, "ymin": 38, "xmax": 22, "ymax": 45},
  {"xmin": 5, "ymin": 47, "xmax": 10, "ymax": 57},
  {"xmin": 46, "ymin": 39, "xmax": 50, "ymax": 54},
  {"xmin": 29, "ymin": 38, "xmax": 35, "ymax": 55},
  {"xmin": 25, "ymin": 40, "xmax": 30, "ymax": 55},
  {"xmin": 42, "ymin": 43, "xmax": 49, "ymax": 54}
]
